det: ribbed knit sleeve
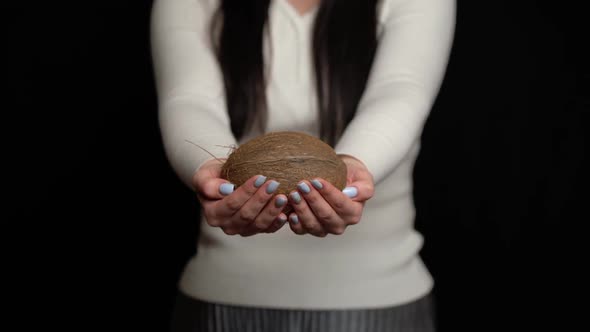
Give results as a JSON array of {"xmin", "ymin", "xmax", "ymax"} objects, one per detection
[
  {"xmin": 151, "ymin": 0, "xmax": 236, "ymax": 191},
  {"xmin": 335, "ymin": 0, "xmax": 456, "ymax": 184}
]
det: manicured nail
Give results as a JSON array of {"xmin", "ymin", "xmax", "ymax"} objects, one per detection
[
  {"xmin": 343, "ymin": 186, "xmax": 358, "ymax": 198},
  {"xmin": 278, "ymin": 215, "xmax": 288, "ymax": 224},
  {"xmin": 219, "ymin": 183, "xmax": 235, "ymax": 195},
  {"xmin": 289, "ymin": 214, "xmax": 299, "ymax": 224},
  {"xmin": 290, "ymin": 191, "xmax": 302, "ymax": 204},
  {"xmin": 275, "ymin": 196, "xmax": 287, "ymax": 208},
  {"xmin": 254, "ymin": 175, "xmax": 267, "ymax": 188},
  {"xmin": 266, "ymin": 180, "xmax": 280, "ymax": 194},
  {"xmin": 297, "ymin": 182, "xmax": 311, "ymax": 194},
  {"xmin": 311, "ymin": 179, "xmax": 323, "ymax": 190}
]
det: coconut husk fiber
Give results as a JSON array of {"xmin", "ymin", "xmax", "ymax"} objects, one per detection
[{"xmin": 221, "ymin": 131, "xmax": 347, "ymax": 214}]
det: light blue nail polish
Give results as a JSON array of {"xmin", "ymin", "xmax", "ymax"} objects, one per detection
[
  {"xmin": 266, "ymin": 180, "xmax": 280, "ymax": 194},
  {"xmin": 343, "ymin": 186, "xmax": 358, "ymax": 198},
  {"xmin": 275, "ymin": 196, "xmax": 287, "ymax": 208},
  {"xmin": 311, "ymin": 179, "xmax": 323, "ymax": 190},
  {"xmin": 254, "ymin": 175, "xmax": 267, "ymax": 188},
  {"xmin": 278, "ymin": 215, "xmax": 288, "ymax": 224},
  {"xmin": 297, "ymin": 182, "xmax": 311, "ymax": 194},
  {"xmin": 290, "ymin": 191, "xmax": 302, "ymax": 204},
  {"xmin": 219, "ymin": 183, "xmax": 235, "ymax": 195},
  {"xmin": 290, "ymin": 214, "xmax": 299, "ymax": 224}
]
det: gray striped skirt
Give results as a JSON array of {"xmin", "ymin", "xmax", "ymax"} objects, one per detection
[{"xmin": 170, "ymin": 291, "xmax": 436, "ymax": 332}]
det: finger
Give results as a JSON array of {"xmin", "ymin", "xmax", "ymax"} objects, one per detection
[
  {"xmin": 220, "ymin": 226, "xmax": 242, "ymax": 236},
  {"xmin": 297, "ymin": 180, "xmax": 345, "ymax": 234},
  {"xmin": 238, "ymin": 228, "xmax": 258, "ymax": 237},
  {"xmin": 232, "ymin": 179, "xmax": 281, "ymax": 229},
  {"xmin": 241, "ymin": 193, "xmax": 287, "ymax": 233},
  {"xmin": 309, "ymin": 178, "xmax": 357, "ymax": 217},
  {"xmin": 289, "ymin": 189, "xmax": 327, "ymax": 237},
  {"xmin": 287, "ymin": 213, "xmax": 306, "ymax": 235},
  {"xmin": 199, "ymin": 199, "xmax": 225, "ymax": 228},
  {"xmin": 264, "ymin": 213, "xmax": 288, "ymax": 233},
  {"xmin": 214, "ymin": 175, "xmax": 271, "ymax": 218}
]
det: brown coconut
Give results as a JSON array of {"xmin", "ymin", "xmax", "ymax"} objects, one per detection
[{"xmin": 220, "ymin": 131, "xmax": 347, "ymax": 214}]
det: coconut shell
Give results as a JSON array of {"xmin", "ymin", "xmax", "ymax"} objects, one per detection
[{"xmin": 220, "ymin": 131, "xmax": 348, "ymax": 214}]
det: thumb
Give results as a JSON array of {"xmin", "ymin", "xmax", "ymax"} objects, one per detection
[
  {"xmin": 200, "ymin": 178, "xmax": 235, "ymax": 200},
  {"xmin": 343, "ymin": 168, "xmax": 374, "ymax": 202},
  {"xmin": 192, "ymin": 158, "xmax": 233, "ymax": 200},
  {"xmin": 343, "ymin": 178, "xmax": 374, "ymax": 202}
]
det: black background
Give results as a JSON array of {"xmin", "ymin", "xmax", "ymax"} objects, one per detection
[{"xmin": 8, "ymin": 0, "xmax": 588, "ymax": 331}]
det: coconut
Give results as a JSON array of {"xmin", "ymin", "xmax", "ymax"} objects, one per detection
[{"xmin": 220, "ymin": 131, "xmax": 347, "ymax": 214}]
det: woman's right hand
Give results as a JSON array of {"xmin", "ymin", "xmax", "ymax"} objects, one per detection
[{"xmin": 191, "ymin": 159, "xmax": 289, "ymax": 236}]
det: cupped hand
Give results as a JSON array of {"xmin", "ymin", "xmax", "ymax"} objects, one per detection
[
  {"xmin": 287, "ymin": 154, "xmax": 374, "ymax": 237},
  {"xmin": 192, "ymin": 159, "xmax": 289, "ymax": 236}
]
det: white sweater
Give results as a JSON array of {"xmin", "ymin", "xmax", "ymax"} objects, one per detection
[{"xmin": 151, "ymin": 0, "xmax": 455, "ymax": 309}]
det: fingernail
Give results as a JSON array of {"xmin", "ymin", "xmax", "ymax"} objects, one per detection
[
  {"xmin": 219, "ymin": 183, "xmax": 235, "ymax": 195},
  {"xmin": 297, "ymin": 182, "xmax": 311, "ymax": 194},
  {"xmin": 289, "ymin": 214, "xmax": 299, "ymax": 224},
  {"xmin": 311, "ymin": 179, "xmax": 323, "ymax": 190},
  {"xmin": 343, "ymin": 186, "xmax": 358, "ymax": 198},
  {"xmin": 254, "ymin": 175, "xmax": 267, "ymax": 188},
  {"xmin": 290, "ymin": 191, "xmax": 302, "ymax": 204},
  {"xmin": 278, "ymin": 215, "xmax": 288, "ymax": 224},
  {"xmin": 275, "ymin": 196, "xmax": 287, "ymax": 208},
  {"xmin": 266, "ymin": 180, "xmax": 280, "ymax": 194}
]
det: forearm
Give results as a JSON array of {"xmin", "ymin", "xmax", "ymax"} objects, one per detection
[
  {"xmin": 159, "ymin": 98, "xmax": 237, "ymax": 191},
  {"xmin": 151, "ymin": 0, "xmax": 235, "ymax": 190},
  {"xmin": 335, "ymin": 92, "xmax": 430, "ymax": 184},
  {"xmin": 335, "ymin": 0, "xmax": 456, "ymax": 184}
]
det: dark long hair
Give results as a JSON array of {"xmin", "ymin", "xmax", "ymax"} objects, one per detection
[{"xmin": 211, "ymin": 0, "xmax": 378, "ymax": 146}]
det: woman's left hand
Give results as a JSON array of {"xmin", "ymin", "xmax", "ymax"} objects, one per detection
[{"xmin": 286, "ymin": 154, "xmax": 374, "ymax": 237}]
